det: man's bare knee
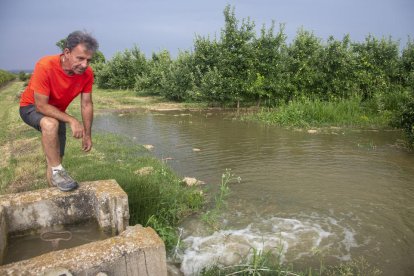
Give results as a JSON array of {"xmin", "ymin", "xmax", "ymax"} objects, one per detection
[{"xmin": 40, "ymin": 117, "xmax": 59, "ymax": 132}]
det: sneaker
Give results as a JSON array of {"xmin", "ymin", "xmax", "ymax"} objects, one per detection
[{"xmin": 51, "ymin": 169, "xmax": 78, "ymax": 191}]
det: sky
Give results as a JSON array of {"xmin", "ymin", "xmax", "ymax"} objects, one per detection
[{"xmin": 0, "ymin": 0, "xmax": 413, "ymax": 71}]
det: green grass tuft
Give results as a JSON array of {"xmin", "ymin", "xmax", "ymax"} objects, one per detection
[{"xmin": 243, "ymin": 96, "xmax": 390, "ymax": 129}]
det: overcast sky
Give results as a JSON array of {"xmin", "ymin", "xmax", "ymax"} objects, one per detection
[{"xmin": 0, "ymin": 0, "xmax": 413, "ymax": 71}]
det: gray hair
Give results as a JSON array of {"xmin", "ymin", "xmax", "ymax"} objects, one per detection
[{"xmin": 65, "ymin": 30, "xmax": 99, "ymax": 53}]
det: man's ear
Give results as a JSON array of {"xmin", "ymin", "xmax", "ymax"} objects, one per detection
[{"xmin": 63, "ymin": 48, "xmax": 71, "ymax": 57}]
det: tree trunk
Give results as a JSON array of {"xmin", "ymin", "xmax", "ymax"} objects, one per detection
[{"xmin": 256, "ymin": 97, "xmax": 261, "ymax": 108}]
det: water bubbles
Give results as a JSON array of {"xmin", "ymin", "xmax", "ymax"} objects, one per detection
[{"xmin": 179, "ymin": 214, "xmax": 361, "ymax": 275}]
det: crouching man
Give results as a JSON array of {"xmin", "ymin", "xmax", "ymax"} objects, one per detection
[{"xmin": 19, "ymin": 30, "xmax": 98, "ymax": 191}]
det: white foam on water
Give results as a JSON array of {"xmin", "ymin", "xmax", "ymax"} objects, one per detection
[
  {"xmin": 180, "ymin": 215, "xmax": 360, "ymax": 276},
  {"xmin": 180, "ymin": 225, "xmax": 287, "ymax": 276}
]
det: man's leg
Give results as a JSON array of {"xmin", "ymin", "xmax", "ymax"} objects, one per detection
[
  {"xmin": 20, "ymin": 105, "xmax": 77, "ymax": 191},
  {"xmin": 39, "ymin": 117, "xmax": 62, "ymax": 187}
]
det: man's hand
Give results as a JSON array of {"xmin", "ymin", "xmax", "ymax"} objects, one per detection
[
  {"xmin": 82, "ymin": 133, "xmax": 93, "ymax": 152},
  {"xmin": 69, "ymin": 119, "xmax": 84, "ymax": 139}
]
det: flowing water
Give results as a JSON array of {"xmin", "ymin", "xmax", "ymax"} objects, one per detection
[{"xmin": 95, "ymin": 110, "xmax": 414, "ymax": 276}]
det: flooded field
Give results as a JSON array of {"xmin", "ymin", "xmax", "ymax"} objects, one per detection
[{"xmin": 95, "ymin": 110, "xmax": 414, "ymax": 275}]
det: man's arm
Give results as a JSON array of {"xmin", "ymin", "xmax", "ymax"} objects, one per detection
[
  {"xmin": 81, "ymin": 92, "xmax": 93, "ymax": 152},
  {"xmin": 34, "ymin": 92, "xmax": 84, "ymax": 138}
]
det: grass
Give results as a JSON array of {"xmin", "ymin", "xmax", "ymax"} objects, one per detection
[
  {"xmin": 0, "ymin": 81, "xmax": 45, "ymax": 193},
  {"xmin": 0, "ymin": 81, "xmax": 204, "ymax": 250},
  {"xmin": 241, "ymin": 96, "xmax": 391, "ymax": 129}
]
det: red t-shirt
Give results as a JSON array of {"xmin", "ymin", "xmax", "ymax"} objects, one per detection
[{"xmin": 20, "ymin": 54, "xmax": 93, "ymax": 112}]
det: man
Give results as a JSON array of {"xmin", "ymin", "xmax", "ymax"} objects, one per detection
[{"xmin": 19, "ymin": 30, "xmax": 98, "ymax": 191}]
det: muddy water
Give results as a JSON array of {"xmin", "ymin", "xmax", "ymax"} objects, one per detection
[
  {"xmin": 94, "ymin": 110, "xmax": 414, "ymax": 276},
  {"xmin": 4, "ymin": 220, "xmax": 110, "ymax": 264}
]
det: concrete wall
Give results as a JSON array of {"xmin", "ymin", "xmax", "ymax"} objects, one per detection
[
  {"xmin": 0, "ymin": 179, "xmax": 129, "ymax": 235},
  {"xmin": 0, "ymin": 180, "xmax": 167, "ymax": 275},
  {"xmin": 0, "ymin": 225, "xmax": 167, "ymax": 276}
]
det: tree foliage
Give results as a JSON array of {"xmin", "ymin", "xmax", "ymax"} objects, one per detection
[
  {"xmin": 95, "ymin": 46, "xmax": 146, "ymax": 89},
  {"xmin": 134, "ymin": 50, "xmax": 171, "ymax": 95},
  {"xmin": 251, "ymin": 22, "xmax": 287, "ymax": 106}
]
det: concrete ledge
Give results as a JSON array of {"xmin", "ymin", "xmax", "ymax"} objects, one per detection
[
  {"xmin": 0, "ymin": 179, "xmax": 129, "ymax": 235},
  {"xmin": 0, "ymin": 225, "xmax": 167, "ymax": 276}
]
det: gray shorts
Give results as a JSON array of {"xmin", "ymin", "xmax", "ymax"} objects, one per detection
[{"xmin": 19, "ymin": 105, "xmax": 67, "ymax": 156}]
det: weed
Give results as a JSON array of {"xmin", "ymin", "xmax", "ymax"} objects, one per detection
[{"xmin": 201, "ymin": 169, "xmax": 241, "ymax": 230}]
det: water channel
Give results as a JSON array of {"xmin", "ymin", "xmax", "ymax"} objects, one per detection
[{"xmin": 94, "ymin": 110, "xmax": 414, "ymax": 276}]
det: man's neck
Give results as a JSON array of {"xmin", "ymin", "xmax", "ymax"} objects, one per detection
[{"xmin": 60, "ymin": 55, "xmax": 74, "ymax": 76}]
